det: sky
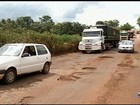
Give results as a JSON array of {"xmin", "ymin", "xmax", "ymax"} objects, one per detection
[{"xmin": 0, "ymin": 1, "xmax": 140, "ymax": 29}]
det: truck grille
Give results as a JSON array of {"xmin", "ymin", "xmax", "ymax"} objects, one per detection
[{"xmin": 84, "ymin": 39, "xmax": 92, "ymax": 44}]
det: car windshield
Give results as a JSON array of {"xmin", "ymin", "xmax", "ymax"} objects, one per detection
[
  {"xmin": 0, "ymin": 44, "xmax": 23, "ymax": 56},
  {"xmin": 120, "ymin": 41, "xmax": 133, "ymax": 45}
]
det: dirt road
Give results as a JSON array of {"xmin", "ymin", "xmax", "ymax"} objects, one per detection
[{"xmin": 0, "ymin": 35, "xmax": 140, "ymax": 104}]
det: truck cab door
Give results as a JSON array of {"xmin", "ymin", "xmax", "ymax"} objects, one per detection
[{"xmin": 101, "ymin": 31, "xmax": 105, "ymax": 43}]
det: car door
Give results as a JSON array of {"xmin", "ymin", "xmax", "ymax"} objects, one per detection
[
  {"xmin": 35, "ymin": 45, "xmax": 49, "ymax": 69},
  {"xmin": 20, "ymin": 45, "xmax": 39, "ymax": 74}
]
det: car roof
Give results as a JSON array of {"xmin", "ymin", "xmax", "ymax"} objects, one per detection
[{"xmin": 5, "ymin": 43, "xmax": 45, "ymax": 46}]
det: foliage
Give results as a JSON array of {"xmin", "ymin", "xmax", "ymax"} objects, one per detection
[
  {"xmin": 119, "ymin": 23, "xmax": 134, "ymax": 30},
  {"xmin": 137, "ymin": 17, "xmax": 140, "ymax": 27},
  {"xmin": 0, "ymin": 15, "xmax": 87, "ymax": 35},
  {"xmin": 96, "ymin": 21, "xmax": 104, "ymax": 25},
  {"xmin": 96, "ymin": 19, "xmax": 119, "ymax": 28},
  {"xmin": 0, "ymin": 30, "xmax": 81, "ymax": 56},
  {"xmin": 51, "ymin": 22, "xmax": 87, "ymax": 35},
  {"xmin": 104, "ymin": 19, "xmax": 119, "ymax": 28}
]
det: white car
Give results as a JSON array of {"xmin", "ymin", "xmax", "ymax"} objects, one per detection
[
  {"xmin": 0, "ymin": 43, "xmax": 51, "ymax": 84},
  {"xmin": 118, "ymin": 40, "xmax": 134, "ymax": 53}
]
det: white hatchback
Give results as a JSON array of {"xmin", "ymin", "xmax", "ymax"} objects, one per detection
[
  {"xmin": 0, "ymin": 43, "xmax": 51, "ymax": 84},
  {"xmin": 118, "ymin": 40, "xmax": 135, "ymax": 53}
]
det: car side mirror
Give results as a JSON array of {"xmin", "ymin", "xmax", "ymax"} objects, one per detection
[{"xmin": 22, "ymin": 53, "xmax": 30, "ymax": 57}]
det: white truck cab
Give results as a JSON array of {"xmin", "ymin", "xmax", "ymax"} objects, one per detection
[{"xmin": 78, "ymin": 27, "xmax": 105, "ymax": 53}]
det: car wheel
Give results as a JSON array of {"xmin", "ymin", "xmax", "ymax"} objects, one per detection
[
  {"xmin": 42, "ymin": 63, "xmax": 50, "ymax": 74},
  {"xmin": 131, "ymin": 49, "xmax": 134, "ymax": 53},
  {"xmin": 3, "ymin": 68, "xmax": 16, "ymax": 84},
  {"xmin": 118, "ymin": 50, "xmax": 121, "ymax": 53}
]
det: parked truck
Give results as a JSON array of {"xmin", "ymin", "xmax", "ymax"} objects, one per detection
[
  {"xmin": 128, "ymin": 29, "xmax": 135, "ymax": 41},
  {"xmin": 78, "ymin": 24, "xmax": 120, "ymax": 53},
  {"xmin": 120, "ymin": 30, "xmax": 129, "ymax": 41}
]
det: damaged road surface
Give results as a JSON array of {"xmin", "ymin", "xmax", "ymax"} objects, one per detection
[{"xmin": 0, "ymin": 34, "xmax": 140, "ymax": 104}]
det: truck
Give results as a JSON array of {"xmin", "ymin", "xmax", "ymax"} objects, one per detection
[
  {"xmin": 120, "ymin": 30, "xmax": 129, "ymax": 41},
  {"xmin": 78, "ymin": 24, "xmax": 120, "ymax": 53},
  {"xmin": 128, "ymin": 29, "xmax": 135, "ymax": 41}
]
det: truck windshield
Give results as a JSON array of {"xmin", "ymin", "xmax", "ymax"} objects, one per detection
[
  {"xmin": 83, "ymin": 31, "xmax": 100, "ymax": 37},
  {"xmin": 0, "ymin": 44, "xmax": 23, "ymax": 56},
  {"xmin": 120, "ymin": 33, "xmax": 128, "ymax": 36}
]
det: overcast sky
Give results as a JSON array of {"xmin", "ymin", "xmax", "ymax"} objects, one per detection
[{"xmin": 0, "ymin": 1, "xmax": 140, "ymax": 29}]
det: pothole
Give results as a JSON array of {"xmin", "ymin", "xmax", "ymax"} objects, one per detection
[
  {"xmin": 117, "ymin": 64, "xmax": 137, "ymax": 68},
  {"xmin": 98, "ymin": 56, "xmax": 114, "ymax": 58},
  {"xmin": 117, "ymin": 64, "xmax": 129, "ymax": 67},
  {"xmin": 57, "ymin": 74, "xmax": 80, "ymax": 81},
  {"xmin": 82, "ymin": 67, "xmax": 97, "ymax": 70},
  {"xmin": 73, "ymin": 72, "xmax": 86, "ymax": 75}
]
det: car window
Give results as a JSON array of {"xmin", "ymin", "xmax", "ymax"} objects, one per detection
[
  {"xmin": 36, "ymin": 45, "xmax": 48, "ymax": 55},
  {"xmin": 22, "ymin": 46, "xmax": 36, "ymax": 56},
  {"xmin": 121, "ymin": 41, "xmax": 133, "ymax": 45}
]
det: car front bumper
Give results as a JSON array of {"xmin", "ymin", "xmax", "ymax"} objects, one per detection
[{"xmin": 118, "ymin": 48, "xmax": 134, "ymax": 52}]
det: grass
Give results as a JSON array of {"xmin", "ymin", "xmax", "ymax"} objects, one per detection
[{"xmin": 0, "ymin": 30, "xmax": 81, "ymax": 56}]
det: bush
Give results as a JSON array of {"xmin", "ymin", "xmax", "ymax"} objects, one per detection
[{"xmin": 0, "ymin": 30, "xmax": 81, "ymax": 56}]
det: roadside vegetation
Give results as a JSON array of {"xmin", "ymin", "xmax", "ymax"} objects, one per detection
[{"xmin": 0, "ymin": 30, "xmax": 81, "ymax": 56}]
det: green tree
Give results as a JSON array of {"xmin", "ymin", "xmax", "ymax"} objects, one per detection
[
  {"xmin": 120, "ymin": 23, "xmax": 134, "ymax": 30},
  {"xmin": 0, "ymin": 18, "xmax": 17, "ymax": 31},
  {"xmin": 30, "ymin": 22, "xmax": 42, "ymax": 33},
  {"xmin": 39, "ymin": 15, "xmax": 54, "ymax": 32},
  {"xmin": 72, "ymin": 22, "xmax": 87, "ymax": 35},
  {"xmin": 96, "ymin": 21, "xmax": 104, "ymax": 25},
  {"xmin": 16, "ymin": 16, "xmax": 34, "ymax": 29},
  {"xmin": 113, "ymin": 19, "xmax": 119, "ymax": 27},
  {"xmin": 51, "ymin": 22, "xmax": 88, "ymax": 35},
  {"xmin": 137, "ymin": 17, "xmax": 140, "ymax": 27},
  {"xmin": 103, "ymin": 19, "xmax": 119, "ymax": 28}
]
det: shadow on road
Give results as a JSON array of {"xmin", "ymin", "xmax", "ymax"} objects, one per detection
[{"xmin": 0, "ymin": 72, "xmax": 56, "ymax": 90}]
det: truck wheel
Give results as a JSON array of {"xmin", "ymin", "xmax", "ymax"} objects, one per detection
[
  {"xmin": 100, "ymin": 43, "xmax": 104, "ymax": 53},
  {"xmin": 82, "ymin": 51, "xmax": 86, "ymax": 54},
  {"xmin": 42, "ymin": 63, "xmax": 50, "ymax": 74},
  {"xmin": 99, "ymin": 49, "xmax": 103, "ymax": 53},
  {"xmin": 3, "ymin": 68, "xmax": 16, "ymax": 84},
  {"xmin": 118, "ymin": 50, "xmax": 121, "ymax": 53}
]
